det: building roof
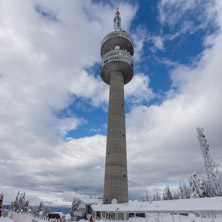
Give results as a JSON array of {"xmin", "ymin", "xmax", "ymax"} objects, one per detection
[
  {"xmin": 92, "ymin": 197, "xmax": 222, "ymax": 213},
  {"xmin": 78, "ymin": 196, "xmax": 103, "ymax": 205}
]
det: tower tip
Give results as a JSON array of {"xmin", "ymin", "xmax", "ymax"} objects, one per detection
[
  {"xmin": 114, "ymin": 8, "xmax": 121, "ymax": 30},
  {"xmin": 116, "ymin": 8, "xmax": 120, "ymax": 15}
]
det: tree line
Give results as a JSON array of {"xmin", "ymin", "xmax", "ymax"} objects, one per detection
[{"xmin": 147, "ymin": 172, "xmax": 222, "ymax": 201}]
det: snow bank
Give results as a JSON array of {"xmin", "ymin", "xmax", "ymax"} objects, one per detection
[
  {"xmin": 92, "ymin": 196, "xmax": 222, "ymax": 212},
  {"xmin": 8, "ymin": 212, "xmax": 48, "ymax": 222},
  {"xmin": 0, "ymin": 218, "xmax": 14, "ymax": 222}
]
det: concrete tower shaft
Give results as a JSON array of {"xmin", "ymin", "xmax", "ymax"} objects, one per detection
[
  {"xmin": 100, "ymin": 8, "xmax": 134, "ymax": 204},
  {"xmin": 104, "ymin": 71, "xmax": 128, "ymax": 203}
]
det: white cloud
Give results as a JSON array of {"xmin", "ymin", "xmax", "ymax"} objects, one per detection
[
  {"xmin": 125, "ymin": 73, "xmax": 155, "ymax": 104},
  {"xmin": 158, "ymin": 0, "xmax": 202, "ymax": 27},
  {"xmin": 56, "ymin": 117, "xmax": 85, "ymax": 137},
  {"xmin": 154, "ymin": 36, "xmax": 164, "ymax": 50},
  {"xmin": 69, "ymin": 69, "xmax": 109, "ymax": 107},
  {"xmin": 131, "ymin": 26, "xmax": 147, "ymax": 61},
  {"xmin": 1, "ymin": 134, "xmax": 106, "ymax": 205},
  {"xmin": 150, "ymin": 0, "xmax": 219, "ymax": 51}
]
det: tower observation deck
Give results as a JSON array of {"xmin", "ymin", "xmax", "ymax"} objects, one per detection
[{"xmin": 100, "ymin": 8, "xmax": 134, "ymax": 204}]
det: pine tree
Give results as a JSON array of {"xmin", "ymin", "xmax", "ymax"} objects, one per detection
[
  {"xmin": 178, "ymin": 183, "xmax": 191, "ymax": 199},
  {"xmin": 162, "ymin": 186, "xmax": 173, "ymax": 200},
  {"xmin": 32, "ymin": 207, "xmax": 39, "ymax": 217},
  {"xmin": 179, "ymin": 183, "xmax": 186, "ymax": 199},
  {"xmin": 15, "ymin": 191, "xmax": 20, "ymax": 203},
  {"xmin": 37, "ymin": 201, "xmax": 44, "ymax": 215},
  {"xmin": 200, "ymin": 179, "xmax": 210, "ymax": 197},
  {"xmin": 10, "ymin": 191, "xmax": 20, "ymax": 212},
  {"xmin": 145, "ymin": 190, "xmax": 149, "ymax": 201},
  {"xmin": 152, "ymin": 191, "xmax": 161, "ymax": 201},
  {"xmin": 24, "ymin": 200, "xmax": 30, "ymax": 213},
  {"xmin": 189, "ymin": 173, "xmax": 205, "ymax": 198},
  {"xmin": 20, "ymin": 192, "xmax": 26, "ymax": 212},
  {"xmin": 183, "ymin": 183, "xmax": 191, "ymax": 199},
  {"xmin": 172, "ymin": 191, "xmax": 180, "ymax": 199},
  {"xmin": 44, "ymin": 206, "xmax": 51, "ymax": 216},
  {"xmin": 10, "ymin": 191, "xmax": 29, "ymax": 213}
]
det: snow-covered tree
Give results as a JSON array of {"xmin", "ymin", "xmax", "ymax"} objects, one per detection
[
  {"xmin": 145, "ymin": 190, "xmax": 149, "ymax": 201},
  {"xmin": 179, "ymin": 183, "xmax": 186, "ymax": 199},
  {"xmin": 172, "ymin": 191, "xmax": 180, "ymax": 200},
  {"xmin": 179, "ymin": 183, "xmax": 190, "ymax": 199},
  {"xmin": 10, "ymin": 191, "xmax": 19, "ymax": 212},
  {"xmin": 37, "ymin": 201, "xmax": 44, "ymax": 215},
  {"xmin": 32, "ymin": 207, "xmax": 39, "ymax": 217},
  {"xmin": 43, "ymin": 206, "xmax": 51, "ymax": 216},
  {"xmin": 200, "ymin": 178, "xmax": 210, "ymax": 197},
  {"xmin": 206, "ymin": 159, "xmax": 222, "ymax": 196},
  {"xmin": 70, "ymin": 197, "xmax": 80, "ymax": 217},
  {"xmin": 152, "ymin": 191, "xmax": 161, "ymax": 201},
  {"xmin": 183, "ymin": 183, "xmax": 191, "ymax": 199},
  {"xmin": 188, "ymin": 173, "xmax": 207, "ymax": 198},
  {"xmin": 162, "ymin": 186, "xmax": 173, "ymax": 200},
  {"xmin": 10, "ymin": 191, "xmax": 29, "ymax": 213},
  {"xmin": 18, "ymin": 192, "xmax": 26, "ymax": 212},
  {"xmin": 24, "ymin": 200, "xmax": 30, "ymax": 213}
]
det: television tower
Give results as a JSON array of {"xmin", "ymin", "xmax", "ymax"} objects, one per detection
[{"xmin": 100, "ymin": 8, "xmax": 134, "ymax": 204}]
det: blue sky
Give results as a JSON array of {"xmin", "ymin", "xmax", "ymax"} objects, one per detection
[{"xmin": 0, "ymin": 0, "xmax": 221, "ymax": 205}]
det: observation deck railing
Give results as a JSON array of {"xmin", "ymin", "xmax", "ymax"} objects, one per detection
[
  {"xmin": 101, "ymin": 49, "xmax": 133, "ymax": 68},
  {"xmin": 102, "ymin": 31, "xmax": 133, "ymax": 47}
]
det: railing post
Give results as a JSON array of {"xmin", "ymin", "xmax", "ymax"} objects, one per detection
[
  {"xmin": 171, "ymin": 212, "xmax": 175, "ymax": 222},
  {"xmin": 156, "ymin": 212, "xmax": 159, "ymax": 222},
  {"xmin": 211, "ymin": 212, "xmax": 215, "ymax": 222},
  {"xmin": 145, "ymin": 212, "xmax": 148, "ymax": 222},
  {"xmin": 161, "ymin": 213, "xmax": 163, "ymax": 222},
  {"xmin": 177, "ymin": 212, "xmax": 181, "ymax": 222},
  {"xmin": 199, "ymin": 211, "xmax": 203, "ymax": 222}
]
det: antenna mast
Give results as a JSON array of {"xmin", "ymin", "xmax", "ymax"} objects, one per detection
[
  {"xmin": 114, "ymin": 8, "xmax": 121, "ymax": 30},
  {"xmin": 196, "ymin": 127, "xmax": 211, "ymax": 181},
  {"xmin": 196, "ymin": 127, "xmax": 222, "ymax": 196}
]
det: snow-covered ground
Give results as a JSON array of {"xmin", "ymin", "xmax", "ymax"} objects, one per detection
[
  {"xmin": 0, "ymin": 214, "xmax": 222, "ymax": 222},
  {"xmin": 5, "ymin": 211, "xmax": 49, "ymax": 222},
  {"xmin": 0, "ymin": 218, "xmax": 14, "ymax": 222},
  {"xmin": 2, "ymin": 214, "xmax": 222, "ymax": 222}
]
